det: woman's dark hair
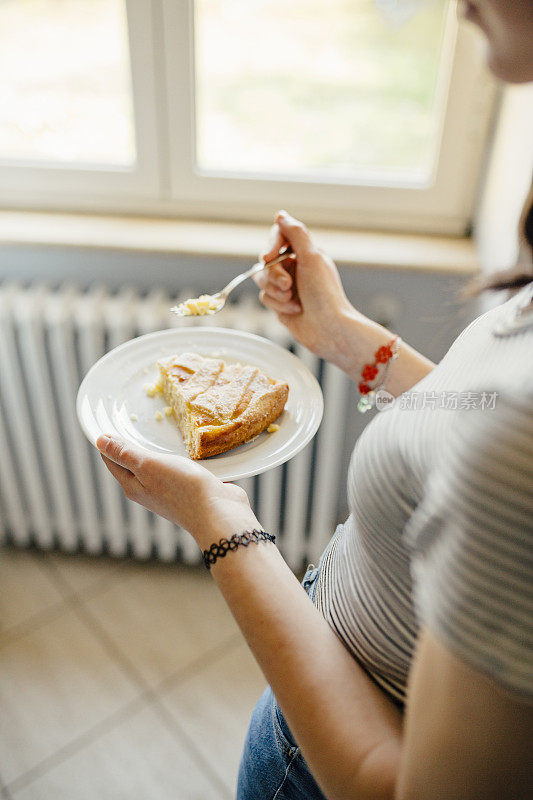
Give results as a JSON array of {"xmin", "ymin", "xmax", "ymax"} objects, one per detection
[{"xmin": 464, "ymin": 181, "xmax": 533, "ymax": 296}]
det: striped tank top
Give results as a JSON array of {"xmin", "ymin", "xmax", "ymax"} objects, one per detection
[{"xmin": 313, "ymin": 284, "xmax": 533, "ymax": 705}]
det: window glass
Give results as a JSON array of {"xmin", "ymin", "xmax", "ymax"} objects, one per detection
[
  {"xmin": 194, "ymin": 0, "xmax": 449, "ymax": 182},
  {"xmin": 0, "ymin": 0, "xmax": 135, "ymax": 165}
]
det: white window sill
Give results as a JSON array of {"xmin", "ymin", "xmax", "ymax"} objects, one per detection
[{"xmin": 0, "ymin": 210, "xmax": 479, "ymax": 275}]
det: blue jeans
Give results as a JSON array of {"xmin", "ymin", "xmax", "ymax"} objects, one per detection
[{"xmin": 236, "ymin": 529, "xmax": 341, "ymax": 800}]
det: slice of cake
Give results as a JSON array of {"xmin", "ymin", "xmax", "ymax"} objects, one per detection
[{"xmin": 157, "ymin": 352, "xmax": 289, "ymax": 459}]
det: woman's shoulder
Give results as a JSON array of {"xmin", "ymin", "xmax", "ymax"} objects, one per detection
[
  {"xmin": 403, "ymin": 388, "xmax": 533, "ymax": 555},
  {"xmin": 419, "ymin": 388, "xmax": 532, "ymax": 510},
  {"xmin": 456, "ymin": 386, "xmax": 533, "ymax": 436},
  {"xmin": 409, "ymin": 288, "xmax": 533, "ymax": 401}
]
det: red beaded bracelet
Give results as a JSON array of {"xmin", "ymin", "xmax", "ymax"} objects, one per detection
[
  {"xmin": 357, "ymin": 335, "xmax": 401, "ymax": 413},
  {"xmin": 358, "ymin": 335, "xmax": 399, "ymax": 396}
]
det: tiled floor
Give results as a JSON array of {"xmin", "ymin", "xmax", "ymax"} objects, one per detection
[{"xmin": 0, "ymin": 547, "xmax": 267, "ymax": 799}]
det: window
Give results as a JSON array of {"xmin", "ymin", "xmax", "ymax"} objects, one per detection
[
  {"xmin": 0, "ymin": 0, "xmax": 135, "ymax": 166},
  {"xmin": 0, "ymin": 0, "xmax": 496, "ymax": 233},
  {"xmin": 0, "ymin": 0, "xmax": 159, "ymax": 203},
  {"xmin": 194, "ymin": 0, "xmax": 447, "ymax": 181}
]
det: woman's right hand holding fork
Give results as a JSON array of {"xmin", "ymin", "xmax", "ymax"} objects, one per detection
[{"xmin": 255, "ymin": 210, "xmax": 435, "ymax": 393}]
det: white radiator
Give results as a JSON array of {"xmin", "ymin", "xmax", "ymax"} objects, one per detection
[{"xmin": 0, "ymin": 283, "xmax": 349, "ymax": 569}]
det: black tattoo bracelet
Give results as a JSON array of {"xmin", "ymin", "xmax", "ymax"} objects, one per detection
[{"xmin": 203, "ymin": 529, "xmax": 276, "ymax": 570}]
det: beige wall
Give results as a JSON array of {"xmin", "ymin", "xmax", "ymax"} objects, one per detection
[{"xmin": 475, "ymin": 83, "xmax": 533, "ymax": 275}]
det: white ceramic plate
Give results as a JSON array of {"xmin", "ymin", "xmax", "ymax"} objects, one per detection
[{"xmin": 77, "ymin": 327, "xmax": 323, "ymax": 481}]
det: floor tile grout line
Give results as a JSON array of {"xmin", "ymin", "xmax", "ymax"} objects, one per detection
[
  {"xmin": 152, "ymin": 699, "xmax": 233, "ymax": 800},
  {"xmin": 73, "ymin": 603, "xmax": 246, "ymax": 795},
  {"xmin": 6, "ymin": 693, "xmax": 152, "ymax": 795},
  {"xmin": 0, "ymin": 549, "xmax": 198, "ymax": 652},
  {"xmin": 149, "ymin": 635, "xmax": 247, "ymax": 800},
  {"xmin": 0, "ymin": 572, "xmax": 132, "ymax": 653},
  {"xmin": 4, "ymin": 556, "xmax": 161, "ymax": 794},
  {"xmin": 6, "ymin": 634, "xmax": 246, "ymax": 796},
  {"xmin": 7, "ymin": 556, "xmax": 246, "ymax": 795},
  {"xmin": 34, "ymin": 551, "xmax": 128, "ymax": 604},
  {"xmin": 0, "ymin": 556, "xmax": 127, "ymax": 652},
  {"xmin": 0, "ymin": 550, "xmax": 69, "ymax": 647},
  {"xmin": 51, "ymin": 569, "xmax": 156, "ymax": 705},
  {"xmin": 43, "ymin": 553, "xmax": 248, "ymax": 705},
  {"xmin": 0, "ymin": 598, "xmax": 74, "ymax": 652},
  {"xmin": 153, "ymin": 631, "xmax": 244, "ymax": 699}
]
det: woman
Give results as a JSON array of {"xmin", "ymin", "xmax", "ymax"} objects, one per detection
[{"xmin": 96, "ymin": 2, "xmax": 533, "ymax": 798}]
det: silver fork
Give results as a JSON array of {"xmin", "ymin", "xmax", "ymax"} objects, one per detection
[{"xmin": 170, "ymin": 245, "xmax": 294, "ymax": 316}]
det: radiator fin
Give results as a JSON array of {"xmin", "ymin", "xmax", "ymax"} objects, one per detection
[
  {"xmin": 0, "ymin": 287, "xmax": 54, "ymax": 547},
  {"xmin": 0, "ymin": 284, "xmax": 348, "ymax": 569}
]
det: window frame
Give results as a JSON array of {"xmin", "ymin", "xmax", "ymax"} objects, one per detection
[
  {"xmin": 0, "ymin": 0, "xmax": 497, "ymax": 235},
  {"xmin": 163, "ymin": 0, "xmax": 496, "ymax": 235},
  {"xmin": 0, "ymin": 0, "xmax": 160, "ymax": 204}
]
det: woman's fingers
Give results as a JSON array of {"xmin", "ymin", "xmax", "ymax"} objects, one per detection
[
  {"xmin": 96, "ymin": 434, "xmax": 144, "ymax": 475},
  {"xmin": 260, "ymin": 222, "xmax": 287, "ymax": 265},
  {"xmin": 100, "ymin": 453, "xmax": 142, "ymax": 500},
  {"xmin": 261, "ymin": 210, "xmax": 314, "ymax": 267},
  {"xmin": 96, "ymin": 434, "xmax": 146, "ymax": 500},
  {"xmin": 264, "ymin": 284, "xmax": 293, "ymax": 304},
  {"xmin": 259, "ymin": 289, "xmax": 301, "ymax": 315},
  {"xmin": 270, "ymin": 263, "xmax": 293, "ymax": 288},
  {"xmin": 256, "ymin": 262, "xmax": 297, "ymax": 312},
  {"xmin": 254, "ymin": 263, "xmax": 293, "ymax": 291},
  {"xmin": 99, "ymin": 453, "xmax": 133, "ymax": 482},
  {"xmin": 257, "ymin": 210, "xmax": 317, "ymax": 316},
  {"xmin": 254, "ymin": 269, "xmax": 293, "ymax": 301},
  {"xmin": 275, "ymin": 211, "xmax": 315, "ymax": 258}
]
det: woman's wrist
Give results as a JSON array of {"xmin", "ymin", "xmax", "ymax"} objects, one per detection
[
  {"xmin": 203, "ymin": 528, "xmax": 276, "ymax": 570},
  {"xmin": 327, "ymin": 308, "xmax": 386, "ymax": 379},
  {"xmin": 328, "ymin": 308, "xmax": 435, "ymax": 395},
  {"xmin": 192, "ymin": 505, "xmax": 263, "ymax": 554}
]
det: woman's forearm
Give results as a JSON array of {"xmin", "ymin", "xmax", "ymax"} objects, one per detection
[
  {"xmin": 329, "ymin": 309, "xmax": 436, "ymax": 396},
  {"xmin": 210, "ymin": 537, "xmax": 402, "ymax": 800},
  {"xmin": 96, "ymin": 434, "xmax": 403, "ymax": 799}
]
